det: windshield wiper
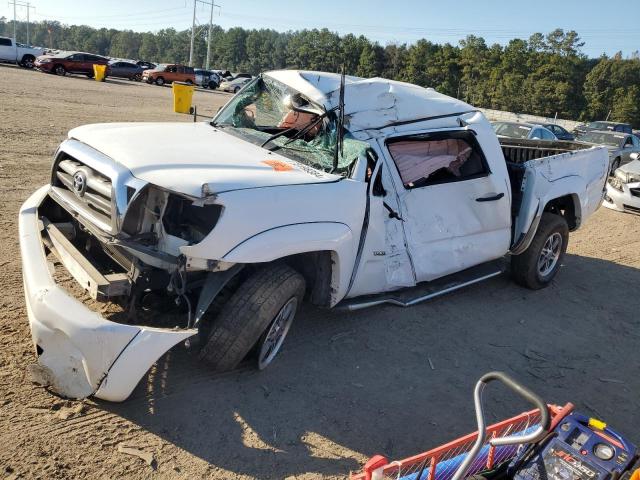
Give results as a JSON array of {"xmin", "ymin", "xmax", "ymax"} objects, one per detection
[{"xmin": 332, "ymin": 68, "xmax": 346, "ymax": 174}]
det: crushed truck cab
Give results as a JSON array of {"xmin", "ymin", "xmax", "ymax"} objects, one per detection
[{"xmin": 19, "ymin": 70, "xmax": 610, "ymax": 401}]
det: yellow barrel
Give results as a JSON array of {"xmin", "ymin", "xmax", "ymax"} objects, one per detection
[
  {"xmin": 93, "ymin": 64, "xmax": 107, "ymax": 82},
  {"xmin": 172, "ymin": 82, "xmax": 195, "ymax": 114}
]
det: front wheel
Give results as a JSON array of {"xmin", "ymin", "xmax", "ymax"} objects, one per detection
[
  {"xmin": 233, "ymin": 86, "xmax": 241, "ymax": 93},
  {"xmin": 511, "ymin": 212, "xmax": 569, "ymax": 290},
  {"xmin": 610, "ymin": 158, "xmax": 621, "ymax": 175},
  {"xmin": 21, "ymin": 55, "xmax": 35, "ymax": 68},
  {"xmin": 54, "ymin": 64, "xmax": 66, "ymax": 76},
  {"xmin": 155, "ymin": 76, "xmax": 165, "ymax": 86},
  {"xmin": 199, "ymin": 264, "xmax": 306, "ymax": 372}
]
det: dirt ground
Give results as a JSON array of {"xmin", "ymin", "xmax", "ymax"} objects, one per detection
[{"xmin": 1, "ymin": 64, "xmax": 639, "ymax": 480}]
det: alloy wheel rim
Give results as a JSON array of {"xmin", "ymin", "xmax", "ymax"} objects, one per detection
[
  {"xmin": 257, "ymin": 297, "xmax": 297, "ymax": 370},
  {"xmin": 537, "ymin": 232, "xmax": 562, "ymax": 277}
]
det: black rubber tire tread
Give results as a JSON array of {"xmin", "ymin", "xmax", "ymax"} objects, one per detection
[
  {"xmin": 199, "ymin": 264, "xmax": 305, "ymax": 372},
  {"xmin": 511, "ymin": 212, "xmax": 569, "ymax": 290}
]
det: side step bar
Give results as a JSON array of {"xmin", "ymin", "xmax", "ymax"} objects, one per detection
[{"xmin": 337, "ymin": 261, "xmax": 505, "ymax": 312}]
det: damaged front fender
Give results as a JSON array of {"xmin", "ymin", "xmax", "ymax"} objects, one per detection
[{"xmin": 20, "ymin": 186, "xmax": 197, "ymax": 402}]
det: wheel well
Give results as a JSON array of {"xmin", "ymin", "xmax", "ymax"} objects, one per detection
[
  {"xmin": 544, "ymin": 194, "xmax": 579, "ymax": 230},
  {"xmin": 21, "ymin": 54, "xmax": 34, "ymax": 61},
  {"xmin": 281, "ymin": 251, "xmax": 333, "ymax": 308}
]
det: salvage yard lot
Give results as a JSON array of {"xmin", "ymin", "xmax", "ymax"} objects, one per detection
[{"xmin": 1, "ymin": 64, "xmax": 639, "ymax": 479}]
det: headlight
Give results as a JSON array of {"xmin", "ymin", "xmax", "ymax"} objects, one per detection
[
  {"xmin": 38, "ymin": 58, "xmax": 51, "ymax": 63},
  {"xmin": 608, "ymin": 176, "xmax": 624, "ymax": 191}
]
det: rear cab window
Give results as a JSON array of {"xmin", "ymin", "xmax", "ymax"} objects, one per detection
[
  {"xmin": 0, "ymin": 38, "xmax": 13, "ymax": 46},
  {"xmin": 386, "ymin": 131, "xmax": 489, "ymax": 189}
]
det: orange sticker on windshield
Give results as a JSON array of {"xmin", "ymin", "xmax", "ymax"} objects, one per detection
[{"xmin": 262, "ymin": 159, "xmax": 294, "ymax": 172}]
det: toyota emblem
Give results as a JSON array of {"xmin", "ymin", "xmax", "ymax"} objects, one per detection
[{"xmin": 72, "ymin": 171, "xmax": 87, "ymax": 196}]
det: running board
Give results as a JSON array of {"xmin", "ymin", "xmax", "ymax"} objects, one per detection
[{"xmin": 336, "ymin": 261, "xmax": 506, "ymax": 311}]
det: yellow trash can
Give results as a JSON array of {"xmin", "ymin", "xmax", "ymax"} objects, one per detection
[
  {"xmin": 93, "ymin": 64, "xmax": 107, "ymax": 82},
  {"xmin": 172, "ymin": 82, "xmax": 195, "ymax": 114}
]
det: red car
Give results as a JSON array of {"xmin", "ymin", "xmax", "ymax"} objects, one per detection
[{"xmin": 35, "ymin": 51, "xmax": 109, "ymax": 77}]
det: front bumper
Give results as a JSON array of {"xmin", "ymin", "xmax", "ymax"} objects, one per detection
[
  {"xmin": 602, "ymin": 181, "xmax": 640, "ymax": 215},
  {"xmin": 19, "ymin": 186, "xmax": 197, "ymax": 402},
  {"xmin": 35, "ymin": 62, "xmax": 53, "ymax": 72}
]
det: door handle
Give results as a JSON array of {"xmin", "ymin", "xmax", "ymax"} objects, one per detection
[{"xmin": 476, "ymin": 192, "xmax": 505, "ymax": 202}]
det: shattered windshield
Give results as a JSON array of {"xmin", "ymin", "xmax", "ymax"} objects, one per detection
[{"xmin": 212, "ymin": 76, "xmax": 368, "ymax": 174}]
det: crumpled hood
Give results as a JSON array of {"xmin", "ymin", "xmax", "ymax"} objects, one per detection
[{"xmin": 68, "ymin": 122, "xmax": 339, "ymax": 197}]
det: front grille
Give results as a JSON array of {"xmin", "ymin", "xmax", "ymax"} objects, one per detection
[{"xmin": 52, "ymin": 156, "xmax": 114, "ymax": 231}]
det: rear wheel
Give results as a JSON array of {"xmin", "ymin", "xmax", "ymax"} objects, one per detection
[
  {"xmin": 511, "ymin": 213, "xmax": 569, "ymax": 290},
  {"xmin": 54, "ymin": 64, "xmax": 66, "ymax": 76},
  {"xmin": 155, "ymin": 76, "xmax": 165, "ymax": 86},
  {"xmin": 199, "ymin": 264, "xmax": 305, "ymax": 372},
  {"xmin": 233, "ymin": 86, "xmax": 240, "ymax": 93}
]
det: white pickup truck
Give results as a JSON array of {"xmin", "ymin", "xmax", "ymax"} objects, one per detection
[
  {"xmin": 19, "ymin": 70, "xmax": 609, "ymax": 401},
  {"xmin": 0, "ymin": 36, "xmax": 44, "ymax": 68}
]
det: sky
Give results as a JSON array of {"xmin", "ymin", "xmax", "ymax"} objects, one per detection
[{"xmin": 1, "ymin": 0, "xmax": 638, "ymax": 58}]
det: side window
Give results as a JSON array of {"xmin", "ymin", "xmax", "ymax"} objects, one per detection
[
  {"xmin": 542, "ymin": 129, "xmax": 554, "ymax": 140},
  {"xmin": 633, "ymin": 136, "xmax": 640, "ymax": 148},
  {"xmin": 168, "ymin": 65, "xmax": 177, "ymax": 73},
  {"xmin": 177, "ymin": 66, "xmax": 185, "ymax": 73},
  {"xmin": 0, "ymin": 38, "xmax": 13, "ymax": 46},
  {"xmin": 387, "ymin": 132, "xmax": 489, "ymax": 189},
  {"xmin": 623, "ymin": 136, "xmax": 634, "ymax": 147},
  {"xmin": 70, "ymin": 53, "xmax": 84, "ymax": 61},
  {"xmin": 530, "ymin": 129, "xmax": 541, "ymax": 139}
]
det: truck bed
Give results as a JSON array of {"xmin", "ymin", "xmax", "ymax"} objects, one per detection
[
  {"xmin": 499, "ymin": 138, "xmax": 602, "ymax": 220},
  {"xmin": 498, "ymin": 138, "xmax": 609, "ymax": 250}
]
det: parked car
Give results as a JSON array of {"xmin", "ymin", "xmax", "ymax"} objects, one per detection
[
  {"xmin": 19, "ymin": 70, "xmax": 609, "ymax": 401},
  {"xmin": 106, "ymin": 61, "xmax": 144, "ymax": 81},
  {"xmin": 576, "ymin": 130, "xmax": 640, "ymax": 173},
  {"xmin": 492, "ymin": 121, "xmax": 557, "ymax": 141},
  {"xmin": 0, "ymin": 36, "xmax": 44, "ymax": 68},
  {"xmin": 35, "ymin": 51, "xmax": 109, "ymax": 77},
  {"xmin": 194, "ymin": 68, "xmax": 221, "ymax": 89},
  {"xmin": 603, "ymin": 153, "xmax": 640, "ymax": 215},
  {"xmin": 219, "ymin": 76, "xmax": 252, "ymax": 93},
  {"xmin": 142, "ymin": 64, "xmax": 195, "ymax": 86},
  {"xmin": 573, "ymin": 121, "xmax": 633, "ymax": 136},
  {"xmin": 136, "ymin": 61, "xmax": 156, "ymax": 70},
  {"xmin": 542, "ymin": 123, "xmax": 574, "ymax": 141}
]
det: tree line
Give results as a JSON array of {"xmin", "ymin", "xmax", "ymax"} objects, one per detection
[{"xmin": 2, "ymin": 19, "xmax": 640, "ymax": 127}]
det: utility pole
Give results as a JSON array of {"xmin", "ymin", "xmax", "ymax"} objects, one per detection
[
  {"xmin": 25, "ymin": 2, "xmax": 34, "ymax": 45},
  {"xmin": 8, "ymin": 0, "xmax": 34, "ymax": 43},
  {"xmin": 189, "ymin": 0, "xmax": 220, "ymax": 68},
  {"xmin": 205, "ymin": 1, "xmax": 220, "ymax": 69},
  {"xmin": 189, "ymin": 0, "xmax": 196, "ymax": 66}
]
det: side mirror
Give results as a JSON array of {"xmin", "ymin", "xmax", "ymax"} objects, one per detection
[{"xmin": 631, "ymin": 152, "xmax": 640, "ymax": 162}]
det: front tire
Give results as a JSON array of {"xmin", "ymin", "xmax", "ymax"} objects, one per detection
[
  {"xmin": 199, "ymin": 264, "xmax": 305, "ymax": 372},
  {"xmin": 155, "ymin": 76, "xmax": 165, "ymax": 86},
  {"xmin": 21, "ymin": 55, "xmax": 35, "ymax": 68},
  {"xmin": 233, "ymin": 86, "xmax": 241, "ymax": 93},
  {"xmin": 610, "ymin": 158, "xmax": 621, "ymax": 175},
  {"xmin": 511, "ymin": 213, "xmax": 569, "ymax": 290},
  {"xmin": 54, "ymin": 64, "xmax": 66, "ymax": 76}
]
